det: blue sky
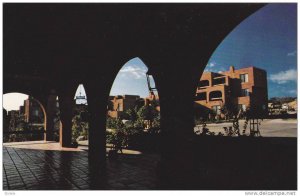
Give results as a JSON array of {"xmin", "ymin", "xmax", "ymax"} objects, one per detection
[
  {"xmin": 109, "ymin": 57, "xmax": 152, "ymax": 98},
  {"xmin": 111, "ymin": 4, "xmax": 297, "ymax": 99},
  {"xmin": 205, "ymin": 3, "xmax": 297, "ymax": 97},
  {"xmin": 3, "ymin": 3, "xmax": 297, "ymax": 111}
]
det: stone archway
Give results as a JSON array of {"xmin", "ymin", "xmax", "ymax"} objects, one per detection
[
  {"xmin": 3, "ymin": 92, "xmax": 47, "ymax": 142},
  {"xmin": 107, "ymin": 57, "xmax": 161, "ymax": 150}
]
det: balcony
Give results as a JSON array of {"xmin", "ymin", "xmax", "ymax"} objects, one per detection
[
  {"xmin": 198, "ymin": 80, "xmax": 209, "ymax": 89},
  {"xmin": 195, "ymin": 92, "xmax": 207, "ymax": 101},
  {"xmin": 209, "ymin": 91, "xmax": 223, "ymax": 101},
  {"xmin": 212, "ymin": 76, "xmax": 226, "ymax": 86}
]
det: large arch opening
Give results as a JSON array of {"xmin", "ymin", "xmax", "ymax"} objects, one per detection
[
  {"xmin": 194, "ymin": 4, "xmax": 296, "ymax": 138},
  {"xmin": 190, "ymin": 4, "xmax": 297, "ymax": 190},
  {"xmin": 3, "ymin": 93, "xmax": 46, "ymax": 142},
  {"xmin": 106, "ymin": 57, "xmax": 161, "ymax": 153}
]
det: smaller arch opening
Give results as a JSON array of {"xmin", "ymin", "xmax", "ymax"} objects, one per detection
[
  {"xmin": 71, "ymin": 84, "xmax": 89, "ymax": 147},
  {"xmin": 3, "ymin": 93, "xmax": 46, "ymax": 142}
]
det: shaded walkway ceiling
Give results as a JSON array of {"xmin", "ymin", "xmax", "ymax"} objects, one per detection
[
  {"xmin": 4, "ymin": 3, "xmax": 264, "ymax": 95},
  {"xmin": 4, "ymin": 4, "xmax": 273, "ymax": 187}
]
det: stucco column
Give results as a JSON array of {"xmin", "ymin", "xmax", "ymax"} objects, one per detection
[
  {"xmin": 155, "ymin": 69, "xmax": 196, "ymax": 138},
  {"xmin": 44, "ymin": 94, "xmax": 58, "ymax": 141},
  {"xmin": 84, "ymin": 82, "xmax": 107, "ymax": 173},
  {"xmin": 151, "ymin": 61, "xmax": 201, "ymax": 189},
  {"xmin": 59, "ymin": 93, "xmax": 74, "ymax": 147}
]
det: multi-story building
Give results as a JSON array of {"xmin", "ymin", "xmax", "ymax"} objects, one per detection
[
  {"xmin": 107, "ymin": 94, "xmax": 160, "ymax": 119},
  {"xmin": 107, "ymin": 95, "xmax": 144, "ymax": 118},
  {"xmin": 22, "ymin": 97, "xmax": 44, "ymax": 124},
  {"xmin": 195, "ymin": 66, "xmax": 268, "ymax": 117}
]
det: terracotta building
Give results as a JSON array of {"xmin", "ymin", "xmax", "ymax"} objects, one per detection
[
  {"xmin": 195, "ymin": 66, "xmax": 268, "ymax": 117},
  {"xmin": 107, "ymin": 94, "xmax": 160, "ymax": 119},
  {"xmin": 107, "ymin": 95, "xmax": 144, "ymax": 118},
  {"xmin": 22, "ymin": 97, "xmax": 44, "ymax": 124}
]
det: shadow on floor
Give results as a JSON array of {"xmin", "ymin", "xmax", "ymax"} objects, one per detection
[{"xmin": 3, "ymin": 137, "xmax": 297, "ymax": 190}]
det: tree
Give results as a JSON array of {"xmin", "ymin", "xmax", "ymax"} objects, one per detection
[
  {"xmin": 150, "ymin": 113, "xmax": 161, "ymax": 133},
  {"xmin": 71, "ymin": 106, "xmax": 89, "ymax": 142},
  {"xmin": 106, "ymin": 117, "xmax": 123, "ymax": 129},
  {"xmin": 106, "ymin": 99, "xmax": 161, "ymax": 150},
  {"xmin": 137, "ymin": 104, "xmax": 159, "ymax": 127},
  {"xmin": 125, "ymin": 106, "xmax": 139, "ymax": 121},
  {"xmin": 3, "ymin": 109, "xmax": 9, "ymax": 133},
  {"xmin": 220, "ymin": 102, "xmax": 238, "ymax": 120},
  {"xmin": 72, "ymin": 114, "xmax": 82, "ymax": 141}
]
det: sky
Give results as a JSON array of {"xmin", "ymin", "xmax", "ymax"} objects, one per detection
[
  {"xmin": 109, "ymin": 57, "xmax": 154, "ymax": 97},
  {"xmin": 112, "ymin": 4, "xmax": 297, "ymax": 98},
  {"xmin": 3, "ymin": 93, "xmax": 29, "ymax": 111},
  {"xmin": 205, "ymin": 3, "xmax": 297, "ymax": 98},
  {"xmin": 3, "ymin": 3, "xmax": 297, "ymax": 111}
]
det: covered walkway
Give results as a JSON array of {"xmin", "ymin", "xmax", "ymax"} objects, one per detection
[
  {"xmin": 3, "ymin": 142, "xmax": 160, "ymax": 190},
  {"xmin": 5, "ymin": 4, "xmax": 296, "ymax": 190}
]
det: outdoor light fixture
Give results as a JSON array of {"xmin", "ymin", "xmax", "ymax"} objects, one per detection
[{"xmin": 146, "ymin": 70, "xmax": 158, "ymax": 100}]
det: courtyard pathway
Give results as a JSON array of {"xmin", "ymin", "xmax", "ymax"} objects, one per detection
[{"xmin": 3, "ymin": 141, "xmax": 160, "ymax": 190}]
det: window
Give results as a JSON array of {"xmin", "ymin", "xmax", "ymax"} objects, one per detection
[
  {"xmin": 212, "ymin": 105, "xmax": 221, "ymax": 115},
  {"xmin": 117, "ymin": 103, "xmax": 122, "ymax": 111},
  {"xmin": 209, "ymin": 91, "xmax": 222, "ymax": 100},
  {"xmin": 213, "ymin": 77, "xmax": 226, "ymax": 85},
  {"xmin": 198, "ymin": 80, "xmax": 209, "ymax": 88},
  {"xmin": 238, "ymin": 104, "xmax": 246, "ymax": 111},
  {"xmin": 241, "ymin": 89, "xmax": 249, "ymax": 97},
  {"xmin": 240, "ymin": 73, "xmax": 249, "ymax": 83},
  {"xmin": 195, "ymin": 92, "xmax": 206, "ymax": 101}
]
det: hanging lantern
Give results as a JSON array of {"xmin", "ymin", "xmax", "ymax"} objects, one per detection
[{"xmin": 146, "ymin": 70, "xmax": 158, "ymax": 100}]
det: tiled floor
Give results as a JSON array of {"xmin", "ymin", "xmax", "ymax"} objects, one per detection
[{"xmin": 3, "ymin": 142, "xmax": 160, "ymax": 190}]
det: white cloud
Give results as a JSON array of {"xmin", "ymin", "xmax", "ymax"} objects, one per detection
[
  {"xmin": 204, "ymin": 62, "xmax": 227, "ymax": 73},
  {"xmin": 269, "ymin": 69, "xmax": 297, "ymax": 84},
  {"xmin": 288, "ymin": 89, "xmax": 297, "ymax": 95},
  {"xmin": 207, "ymin": 62, "xmax": 216, "ymax": 67},
  {"xmin": 287, "ymin": 51, "xmax": 297, "ymax": 56},
  {"xmin": 119, "ymin": 65, "xmax": 148, "ymax": 79}
]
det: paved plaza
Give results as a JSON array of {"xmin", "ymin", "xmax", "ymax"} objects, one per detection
[
  {"xmin": 3, "ymin": 118, "xmax": 297, "ymax": 190},
  {"xmin": 195, "ymin": 118, "xmax": 297, "ymax": 137},
  {"xmin": 3, "ymin": 142, "xmax": 160, "ymax": 190}
]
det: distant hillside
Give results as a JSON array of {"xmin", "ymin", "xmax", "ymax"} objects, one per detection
[{"xmin": 269, "ymin": 97, "xmax": 297, "ymax": 104}]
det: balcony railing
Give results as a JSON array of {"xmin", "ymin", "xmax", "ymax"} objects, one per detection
[
  {"xmin": 210, "ymin": 97, "xmax": 222, "ymax": 101},
  {"xmin": 212, "ymin": 76, "xmax": 226, "ymax": 86}
]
